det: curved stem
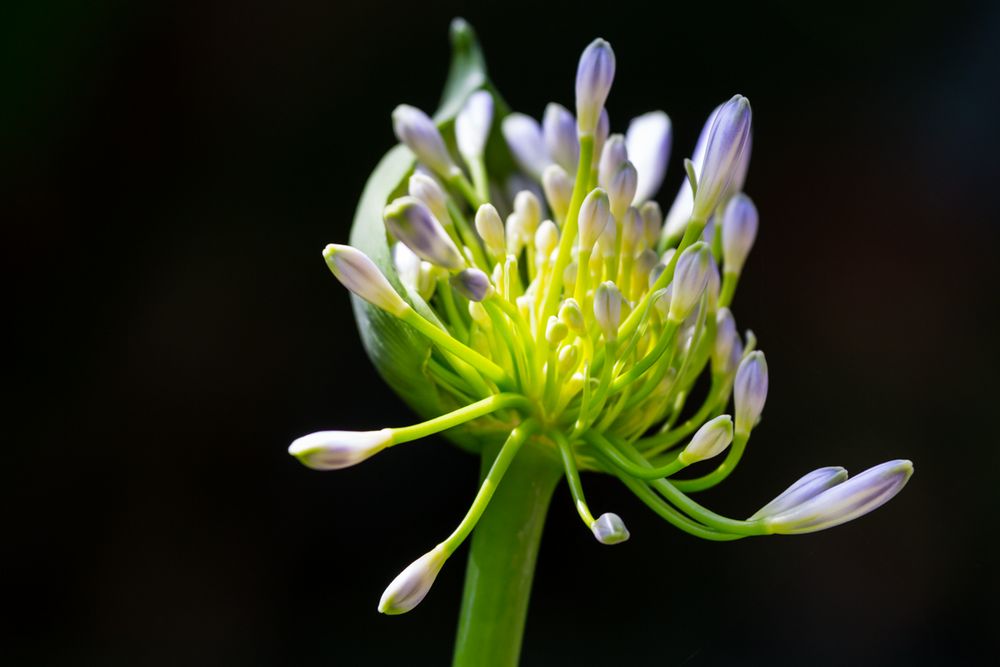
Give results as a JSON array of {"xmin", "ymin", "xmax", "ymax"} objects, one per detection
[{"xmin": 452, "ymin": 440, "xmax": 561, "ymax": 667}]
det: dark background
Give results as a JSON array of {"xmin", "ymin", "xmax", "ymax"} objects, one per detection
[{"xmin": 6, "ymin": 0, "xmax": 999, "ymax": 665}]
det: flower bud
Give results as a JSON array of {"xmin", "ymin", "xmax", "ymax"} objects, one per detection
[
  {"xmin": 323, "ymin": 244, "xmax": 410, "ymax": 316},
  {"xmin": 506, "ymin": 213, "xmax": 527, "ymax": 256},
  {"xmin": 407, "ymin": 173, "xmax": 451, "ymax": 229},
  {"xmin": 596, "ymin": 220, "xmax": 617, "ymax": 259},
  {"xmin": 542, "ymin": 164, "xmax": 573, "ymax": 223},
  {"xmin": 392, "ymin": 104, "xmax": 458, "ymax": 178},
  {"xmin": 594, "ymin": 108, "xmax": 610, "ymax": 161},
  {"xmin": 632, "ymin": 249, "xmax": 659, "ymax": 299},
  {"xmin": 559, "ymin": 298, "xmax": 586, "ymax": 334},
  {"xmin": 384, "ymin": 196, "xmax": 465, "ymax": 271},
  {"xmin": 734, "ymin": 351, "xmax": 768, "ymax": 436},
  {"xmin": 557, "ymin": 342, "xmax": 580, "ymax": 375},
  {"xmin": 575, "ymin": 38, "xmax": 616, "ymax": 134},
  {"xmin": 450, "ymin": 268, "xmax": 493, "ymax": 302},
  {"xmin": 502, "ymin": 113, "xmax": 549, "ymax": 180},
  {"xmin": 748, "ymin": 467, "xmax": 849, "ymax": 521},
  {"xmin": 692, "ymin": 95, "xmax": 752, "ymax": 221},
  {"xmin": 678, "ymin": 415, "xmax": 734, "ymax": 465},
  {"xmin": 543, "ymin": 102, "xmax": 581, "ymax": 173},
  {"xmin": 667, "ymin": 242, "xmax": 712, "ymax": 322},
  {"xmin": 626, "ymin": 111, "xmax": 672, "ymax": 204},
  {"xmin": 288, "ymin": 428, "xmax": 394, "ymax": 470},
  {"xmin": 455, "ymin": 90, "xmax": 493, "ymax": 165},
  {"xmin": 721, "ymin": 193, "xmax": 758, "ymax": 275},
  {"xmin": 535, "ymin": 220, "xmax": 559, "ymax": 262},
  {"xmin": 640, "ymin": 201, "xmax": 663, "ymax": 248},
  {"xmin": 712, "ymin": 308, "xmax": 741, "ymax": 375},
  {"xmin": 763, "ymin": 460, "xmax": 914, "ymax": 534},
  {"xmin": 578, "ymin": 188, "xmax": 611, "ymax": 250},
  {"xmin": 562, "ymin": 261, "xmax": 578, "ymax": 294},
  {"xmin": 475, "ymin": 203, "xmax": 506, "ymax": 259},
  {"xmin": 663, "ymin": 105, "xmax": 719, "ymax": 242},
  {"xmin": 607, "ymin": 161, "xmax": 638, "ymax": 221},
  {"xmin": 621, "ymin": 207, "xmax": 643, "ymax": 252},
  {"xmin": 392, "ymin": 242, "xmax": 436, "ymax": 301},
  {"xmin": 378, "ymin": 546, "xmax": 447, "ymax": 615},
  {"xmin": 598, "ymin": 134, "xmax": 628, "ymax": 193},
  {"xmin": 546, "ymin": 316, "xmax": 568, "ymax": 348},
  {"xmin": 591, "ymin": 512, "xmax": 630, "ymax": 545},
  {"xmin": 594, "ymin": 281, "xmax": 623, "ymax": 341},
  {"xmin": 514, "ymin": 190, "xmax": 542, "ymax": 236}
]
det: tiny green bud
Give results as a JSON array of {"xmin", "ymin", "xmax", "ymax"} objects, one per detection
[
  {"xmin": 557, "ymin": 342, "xmax": 580, "ymax": 375},
  {"xmin": 546, "ymin": 316, "xmax": 568, "ymax": 348},
  {"xmin": 559, "ymin": 298, "xmax": 586, "ymax": 334}
]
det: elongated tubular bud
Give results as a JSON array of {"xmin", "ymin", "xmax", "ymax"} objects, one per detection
[
  {"xmin": 626, "ymin": 111, "xmax": 672, "ymax": 204},
  {"xmin": 323, "ymin": 244, "xmax": 409, "ymax": 316},
  {"xmin": 640, "ymin": 201, "xmax": 663, "ymax": 248},
  {"xmin": 662, "ymin": 105, "xmax": 720, "ymax": 244},
  {"xmin": 591, "ymin": 512, "xmax": 630, "ymax": 545},
  {"xmin": 289, "ymin": 429, "xmax": 394, "ymax": 470},
  {"xmin": 502, "ymin": 113, "xmax": 550, "ymax": 180},
  {"xmin": 632, "ymin": 249, "xmax": 658, "ymax": 299},
  {"xmin": 721, "ymin": 193, "xmax": 759, "ymax": 275},
  {"xmin": 667, "ymin": 242, "xmax": 712, "ymax": 322},
  {"xmin": 748, "ymin": 467, "xmax": 849, "ymax": 521},
  {"xmin": 763, "ymin": 460, "xmax": 914, "ymax": 534},
  {"xmin": 543, "ymin": 102, "xmax": 581, "ymax": 173},
  {"xmin": 621, "ymin": 207, "xmax": 643, "ymax": 252},
  {"xmin": 692, "ymin": 95, "xmax": 752, "ymax": 221},
  {"xmin": 392, "ymin": 104, "xmax": 459, "ymax": 178},
  {"xmin": 475, "ymin": 203, "xmax": 506, "ymax": 259},
  {"xmin": 514, "ymin": 190, "xmax": 542, "ymax": 237},
  {"xmin": 542, "ymin": 164, "xmax": 573, "ymax": 223},
  {"xmin": 712, "ymin": 308, "xmax": 740, "ymax": 374},
  {"xmin": 506, "ymin": 213, "xmax": 527, "ymax": 256},
  {"xmin": 455, "ymin": 90, "xmax": 493, "ymax": 165},
  {"xmin": 594, "ymin": 108, "xmax": 610, "ymax": 163},
  {"xmin": 598, "ymin": 134, "xmax": 628, "ymax": 192},
  {"xmin": 678, "ymin": 415, "xmax": 734, "ymax": 465},
  {"xmin": 578, "ymin": 188, "xmax": 611, "ymax": 250},
  {"xmin": 384, "ymin": 196, "xmax": 465, "ymax": 271},
  {"xmin": 450, "ymin": 268, "xmax": 493, "ymax": 302},
  {"xmin": 607, "ymin": 161, "xmax": 638, "ymax": 221},
  {"xmin": 408, "ymin": 173, "xmax": 451, "ymax": 228},
  {"xmin": 734, "ymin": 351, "xmax": 768, "ymax": 436},
  {"xmin": 594, "ymin": 281, "xmax": 623, "ymax": 341},
  {"xmin": 378, "ymin": 546, "xmax": 447, "ymax": 615},
  {"xmin": 575, "ymin": 38, "xmax": 616, "ymax": 134},
  {"xmin": 535, "ymin": 220, "xmax": 559, "ymax": 263}
]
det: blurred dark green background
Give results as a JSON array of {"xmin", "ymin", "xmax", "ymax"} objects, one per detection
[{"xmin": 5, "ymin": 0, "xmax": 999, "ymax": 665}]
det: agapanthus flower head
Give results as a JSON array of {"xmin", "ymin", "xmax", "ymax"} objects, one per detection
[{"xmin": 294, "ymin": 26, "xmax": 912, "ymax": 616}]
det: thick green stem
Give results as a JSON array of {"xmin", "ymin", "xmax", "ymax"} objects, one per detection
[{"xmin": 452, "ymin": 441, "xmax": 561, "ymax": 667}]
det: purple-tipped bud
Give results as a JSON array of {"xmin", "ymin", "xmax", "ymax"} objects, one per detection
[
  {"xmin": 748, "ymin": 467, "xmax": 849, "ymax": 521},
  {"xmin": 289, "ymin": 428, "xmax": 394, "ymax": 470},
  {"xmin": 626, "ymin": 111, "xmax": 672, "ymax": 204},
  {"xmin": 598, "ymin": 134, "xmax": 628, "ymax": 192},
  {"xmin": 378, "ymin": 546, "xmax": 447, "ymax": 615},
  {"xmin": 542, "ymin": 164, "xmax": 573, "ymax": 222},
  {"xmin": 578, "ymin": 188, "xmax": 612, "ymax": 250},
  {"xmin": 384, "ymin": 197, "xmax": 465, "ymax": 271},
  {"xmin": 763, "ymin": 460, "xmax": 914, "ymax": 534},
  {"xmin": 392, "ymin": 105, "xmax": 459, "ymax": 178},
  {"xmin": 607, "ymin": 161, "xmax": 638, "ymax": 221},
  {"xmin": 575, "ymin": 38, "xmax": 616, "ymax": 134},
  {"xmin": 668, "ymin": 242, "xmax": 712, "ymax": 322},
  {"xmin": 734, "ymin": 351, "xmax": 768, "ymax": 436},
  {"xmin": 475, "ymin": 203, "xmax": 506, "ymax": 259},
  {"xmin": 450, "ymin": 268, "xmax": 493, "ymax": 302},
  {"xmin": 712, "ymin": 308, "xmax": 742, "ymax": 375},
  {"xmin": 502, "ymin": 113, "xmax": 550, "ymax": 180},
  {"xmin": 678, "ymin": 415, "xmax": 734, "ymax": 465},
  {"xmin": 594, "ymin": 281, "xmax": 624, "ymax": 341},
  {"xmin": 455, "ymin": 90, "xmax": 494, "ymax": 165},
  {"xmin": 721, "ymin": 193, "xmax": 759, "ymax": 275},
  {"xmin": 591, "ymin": 512, "xmax": 630, "ymax": 545},
  {"xmin": 663, "ymin": 105, "xmax": 720, "ymax": 243},
  {"xmin": 408, "ymin": 173, "xmax": 451, "ymax": 228},
  {"xmin": 594, "ymin": 108, "xmax": 611, "ymax": 162},
  {"xmin": 692, "ymin": 95, "xmax": 752, "ymax": 221},
  {"xmin": 323, "ymin": 244, "xmax": 410, "ymax": 316},
  {"xmin": 543, "ymin": 102, "xmax": 581, "ymax": 173}
]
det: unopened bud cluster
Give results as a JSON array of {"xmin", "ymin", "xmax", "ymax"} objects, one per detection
[{"xmin": 292, "ymin": 34, "xmax": 912, "ymax": 615}]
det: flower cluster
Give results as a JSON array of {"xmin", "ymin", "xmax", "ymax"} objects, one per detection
[{"xmin": 291, "ymin": 37, "xmax": 912, "ymax": 615}]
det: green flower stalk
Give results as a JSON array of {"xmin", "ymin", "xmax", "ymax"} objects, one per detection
[{"xmin": 291, "ymin": 19, "xmax": 913, "ymax": 665}]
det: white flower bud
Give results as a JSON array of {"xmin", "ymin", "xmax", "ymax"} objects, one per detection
[
  {"xmin": 596, "ymin": 220, "xmax": 617, "ymax": 259},
  {"xmin": 384, "ymin": 196, "xmax": 465, "ymax": 271},
  {"xmin": 288, "ymin": 428, "xmax": 394, "ymax": 470},
  {"xmin": 640, "ymin": 201, "xmax": 663, "ymax": 248},
  {"xmin": 763, "ymin": 460, "xmax": 914, "ymax": 534},
  {"xmin": 625, "ymin": 111, "xmax": 672, "ymax": 204},
  {"xmin": 455, "ymin": 90, "xmax": 493, "ymax": 165},
  {"xmin": 578, "ymin": 188, "xmax": 611, "ymax": 250},
  {"xmin": 408, "ymin": 173, "xmax": 451, "ymax": 228},
  {"xmin": 392, "ymin": 105, "xmax": 458, "ymax": 178},
  {"xmin": 721, "ymin": 193, "xmax": 758, "ymax": 275},
  {"xmin": 542, "ymin": 164, "xmax": 573, "ymax": 222},
  {"xmin": 559, "ymin": 298, "xmax": 586, "ymax": 334},
  {"xmin": 678, "ymin": 415, "xmax": 734, "ymax": 465},
  {"xmin": 502, "ymin": 113, "xmax": 550, "ymax": 180},
  {"xmin": 575, "ymin": 38, "xmax": 616, "ymax": 134},
  {"xmin": 514, "ymin": 190, "xmax": 542, "ymax": 236},
  {"xmin": 692, "ymin": 95, "xmax": 752, "ymax": 221},
  {"xmin": 506, "ymin": 213, "xmax": 527, "ymax": 256},
  {"xmin": 593, "ymin": 281, "xmax": 623, "ymax": 341},
  {"xmin": 475, "ymin": 203, "xmax": 506, "ymax": 259},
  {"xmin": 668, "ymin": 242, "xmax": 712, "ymax": 322},
  {"xmin": 748, "ymin": 467, "xmax": 849, "ymax": 521},
  {"xmin": 712, "ymin": 308, "xmax": 742, "ymax": 375},
  {"xmin": 378, "ymin": 546, "xmax": 447, "ymax": 615},
  {"xmin": 734, "ymin": 351, "xmax": 768, "ymax": 436},
  {"xmin": 450, "ymin": 268, "xmax": 493, "ymax": 302},
  {"xmin": 535, "ymin": 220, "xmax": 559, "ymax": 261},
  {"xmin": 323, "ymin": 244, "xmax": 409, "ymax": 316},
  {"xmin": 543, "ymin": 102, "xmax": 580, "ymax": 173},
  {"xmin": 591, "ymin": 512, "xmax": 630, "ymax": 545},
  {"xmin": 607, "ymin": 161, "xmax": 638, "ymax": 221},
  {"xmin": 598, "ymin": 134, "xmax": 628, "ymax": 192}
]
